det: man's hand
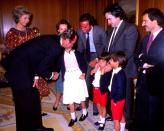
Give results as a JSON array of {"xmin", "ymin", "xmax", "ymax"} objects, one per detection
[
  {"xmin": 143, "ymin": 63, "xmax": 154, "ymax": 69},
  {"xmin": 52, "ymin": 72, "xmax": 59, "ymax": 80},
  {"xmin": 89, "ymin": 59, "xmax": 98, "ymax": 68}
]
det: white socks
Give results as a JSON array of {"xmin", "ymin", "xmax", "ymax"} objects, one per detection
[
  {"xmin": 71, "ymin": 112, "xmax": 76, "ymax": 120},
  {"xmin": 99, "ymin": 115, "xmax": 105, "ymax": 124},
  {"xmin": 82, "ymin": 108, "xmax": 87, "ymax": 115},
  {"xmin": 120, "ymin": 122, "xmax": 126, "ymax": 131}
]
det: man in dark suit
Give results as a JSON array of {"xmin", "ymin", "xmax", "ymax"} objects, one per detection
[
  {"xmin": 1, "ymin": 35, "xmax": 64, "ymax": 131},
  {"xmin": 104, "ymin": 4, "xmax": 138, "ymax": 129},
  {"xmin": 135, "ymin": 8, "xmax": 164, "ymax": 131},
  {"xmin": 76, "ymin": 13, "xmax": 107, "ymax": 115}
]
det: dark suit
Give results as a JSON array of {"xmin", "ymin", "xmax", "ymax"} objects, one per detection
[
  {"xmin": 105, "ymin": 21, "xmax": 138, "ymax": 122},
  {"xmin": 77, "ymin": 25, "xmax": 107, "ymax": 113},
  {"xmin": 135, "ymin": 29, "xmax": 164, "ymax": 131},
  {"xmin": 1, "ymin": 35, "xmax": 63, "ymax": 131}
]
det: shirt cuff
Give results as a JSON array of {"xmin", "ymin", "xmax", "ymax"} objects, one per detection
[{"xmin": 49, "ymin": 72, "xmax": 54, "ymax": 80}]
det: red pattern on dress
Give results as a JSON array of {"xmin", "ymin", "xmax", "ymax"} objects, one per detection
[{"xmin": 4, "ymin": 27, "xmax": 50, "ymax": 97}]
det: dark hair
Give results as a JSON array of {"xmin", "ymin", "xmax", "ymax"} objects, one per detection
[
  {"xmin": 60, "ymin": 28, "xmax": 76, "ymax": 41},
  {"xmin": 104, "ymin": 3, "xmax": 126, "ymax": 20},
  {"xmin": 99, "ymin": 52, "xmax": 110, "ymax": 62},
  {"xmin": 56, "ymin": 19, "xmax": 71, "ymax": 32},
  {"xmin": 79, "ymin": 13, "xmax": 96, "ymax": 25},
  {"xmin": 142, "ymin": 8, "xmax": 164, "ymax": 27},
  {"xmin": 12, "ymin": 5, "xmax": 32, "ymax": 24},
  {"xmin": 110, "ymin": 51, "xmax": 126, "ymax": 67}
]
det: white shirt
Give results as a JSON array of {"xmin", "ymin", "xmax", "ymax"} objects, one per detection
[
  {"xmin": 107, "ymin": 20, "xmax": 123, "ymax": 52},
  {"xmin": 92, "ymin": 68, "xmax": 101, "ymax": 87}
]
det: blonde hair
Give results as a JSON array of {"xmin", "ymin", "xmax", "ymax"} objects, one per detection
[{"xmin": 12, "ymin": 5, "xmax": 32, "ymax": 23}]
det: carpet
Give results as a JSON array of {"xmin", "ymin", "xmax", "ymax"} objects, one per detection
[{"xmin": 0, "ymin": 87, "xmax": 114, "ymax": 131}]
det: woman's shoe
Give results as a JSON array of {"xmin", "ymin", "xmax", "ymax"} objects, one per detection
[
  {"xmin": 98, "ymin": 123, "xmax": 105, "ymax": 130},
  {"xmin": 53, "ymin": 106, "xmax": 57, "ymax": 111},
  {"xmin": 68, "ymin": 118, "xmax": 77, "ymax": 127},
  {"xmin": 41, "ymin": 112, "xmax": 48, "ymax": 116},
  {"xmin": 94, "ymin": 121, "xmax": 100, "ymax": 126}
]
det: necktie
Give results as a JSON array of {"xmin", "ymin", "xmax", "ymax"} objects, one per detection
[
  {"xmin": 146, "ymin": 33, "xmax": 154, "ymax": 53},
  {"xmin": 107, "ymin": 27, "xmax": 117, "ymax": 52},
  {"xmin": 86, "ymin": 33, "xmax": 90, "ymax": 62}
]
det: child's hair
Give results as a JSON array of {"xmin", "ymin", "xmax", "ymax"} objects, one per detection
[
  {"xmin": 110, "ymin": 51, "xmax": 126, "ymax": 66},
  {"xmin": 60, "ymin": 28, "xmax": 76, "ymax": 41},
  {"xmin": 99, "ymin": 52, "xmax": 110, "ymax": 61}
]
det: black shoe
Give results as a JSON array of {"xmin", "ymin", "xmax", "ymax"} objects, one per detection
[
  {"xmin": 93, "ymin": 112, "xmax": 99, "ymax": 116},
  {"xmin": 94, "ymin": 121, "xmax": 100, "ymax": 126},
  {"xmin": 41, "ymin": 112, "xmax": 48, "ymax": 116},
  {"xmin": 67, "ymin": 106, "xmax": 81, "ymax": 111},
  {"xmin": 105, "ymin": 116, "xmax": 112, "ymax": 121},
  {"xmin": 125, "ymin": 120, "xmax": 133, "ymax": 129},
  {"xmin": 98, "ymin": 123, "xmax": 105, "ymax": 130},
  {"xmin": 68, "ymin": 118, "xmax": 77, "ymax": 127},
  {"xmin": 35, "ymin": 127, "xmax": 54, "ymax": 131},
  {"xmin": 53, "ymin": 106, "xmax": 57, "ymax": 111},
  {"xmin": 79, "ymin": 112, "xmax": 88, "ymax": 121}
]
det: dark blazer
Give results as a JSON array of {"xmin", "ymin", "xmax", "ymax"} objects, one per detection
[
  {"xmin": 2, "ymin": 35, "xmax": 63, "ymax": 89},
  {"xmin": 135, "ymin": 29, "xmax": 164, "ymax": 95},
  {"xmin": 58, "ymin": 50, "xmax": 87, "ymax": 81},
  {"xmin": 76, "ymin": 25, "xmax": 107, "ymax": 60},
  {"xmin": 110, "ymin": 69, "xmax": 126, "ymax": 102},
  {"xmin": 99, "ymin": 71, "xmax": 111, "ymax": 94},
  {"xmin": 106, "ymin": 21, "xmax": 138, "ymax": 78}
]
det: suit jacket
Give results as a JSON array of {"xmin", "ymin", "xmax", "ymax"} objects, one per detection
[
  {"xmin": 106, "ymin": 21, "xmax": 138, "ymax": 78},
  {"xmin": 76, "ymin": 25, "xmax": 107, "ymax": 61},
  {"xmin": 135, "ymin": 29, "xmax": 164, "ymax": 95},
  {"xmin": 110, "ymin": 69, "xmax": 126, "ymax": 102},
  {"xmin": 1, "ymin": 35, "xmax": 63, "ymax": 89}
]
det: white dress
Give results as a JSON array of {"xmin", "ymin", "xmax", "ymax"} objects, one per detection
[{"xmin": 63, "ymin": 50, "xmax": 88, "ymax": 104}]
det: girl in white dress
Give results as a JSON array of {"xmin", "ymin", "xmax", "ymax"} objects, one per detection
[{"xmin": 59, "ymin": 29, "xmax": 88, "ymax": 127}]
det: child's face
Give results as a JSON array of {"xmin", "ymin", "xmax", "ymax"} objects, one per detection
[
  {"xmin": 58, "ymin": 24, "xmax": 68, "ymax": 34},
  {"xmin": 98, "ymin": 59, "xmax": 107, "ymax": 68},
  {"xmin": 109, "ymin": 58, "xmax": 119, "ymax": 69},
  {"xmin": 61, "ymin": 38, "xmax": 73, "ymax": 49}
]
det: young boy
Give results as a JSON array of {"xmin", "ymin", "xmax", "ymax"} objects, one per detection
[
  {"xmin": 108, "ymin": 51, "xmax": 126, "ymax": 131},
  {"xmin": 91, "ymin": 52, "xmax": 111, "ymax": 130}
]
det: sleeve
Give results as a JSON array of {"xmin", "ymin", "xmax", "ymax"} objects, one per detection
[
  {"xmin": 4, "ymin": 30, "xmax": 18, "ymax": 49},
  {"xmin": 76, "ymin": 29, "xmax": 85, "ymax": 54}
]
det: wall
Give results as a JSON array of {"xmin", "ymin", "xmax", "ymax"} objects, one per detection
[
  {"xmin": 1, "ymin": 0, "xmax": 164, "ymax": 44},
  {"xmin": 0, "ymin": 0, "xmax": 112, "ymax": 43},
  {"xmin": 138, "ymin": 0, "xmax": 164, "ymax": 39}
]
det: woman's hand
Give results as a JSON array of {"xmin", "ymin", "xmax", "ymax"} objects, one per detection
[{"xmin": 79, "ymin": 73, "xmax": 85, "ymax": 79}]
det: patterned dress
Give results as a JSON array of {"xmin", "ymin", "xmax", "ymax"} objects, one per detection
[{"xmin": 4, "ymin": 27, "xmax": 50, "ymax": 97}]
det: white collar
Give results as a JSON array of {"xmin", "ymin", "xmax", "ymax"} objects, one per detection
[
  {"xmin": 113, "ymin": 67, "xmax": 122, "ymax": 74},
  {"xmin": 152, "ymin": 27, "xmax": 163, "ymax": 40}
]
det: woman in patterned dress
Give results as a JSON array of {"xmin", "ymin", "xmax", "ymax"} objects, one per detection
[{"xmin": 4, "ymin": 5, "xmax": 49, "ymax": 99}]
